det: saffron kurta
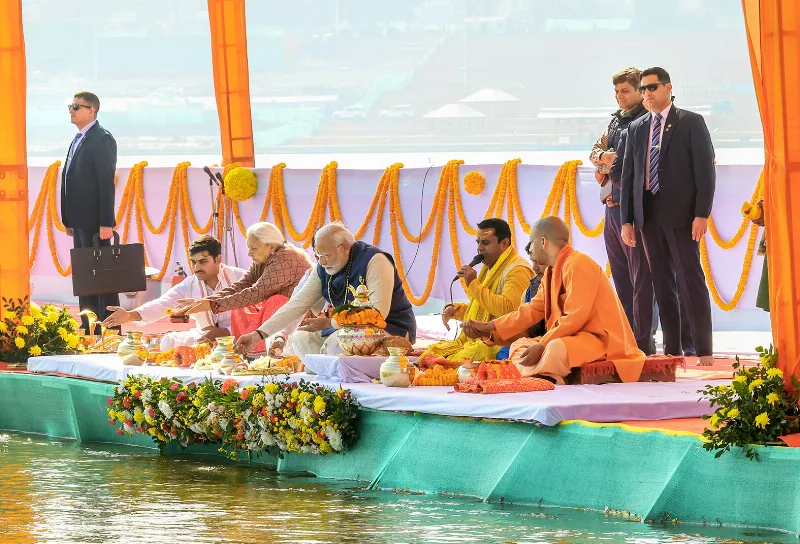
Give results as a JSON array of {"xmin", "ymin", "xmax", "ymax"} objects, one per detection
[{"xmin": 492, "ymin": 245, "xmax": 645, "ymax": 383}]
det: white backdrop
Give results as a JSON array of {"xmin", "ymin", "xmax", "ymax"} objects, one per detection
[{"xmin": 28, "ymin": 161, "xmax": 769, "ymax": 331}]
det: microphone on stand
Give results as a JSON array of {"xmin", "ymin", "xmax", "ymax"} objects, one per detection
[
  {"xmin": 202, "ymin": 166, "xmax": 219, "ymax": 185},
  {"xmin": 452, "ymin": 254, "xmax": 484, "ymax": 283},
  {"xmin": 214, "ymin": 172, "xmax": 226, "ymax": 194}
]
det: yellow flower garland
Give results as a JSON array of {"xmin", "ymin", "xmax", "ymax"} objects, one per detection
[
  {"xmin": 27, "ymin": 158, "xmax": 764, "ymax": 310},
  {"xmin": 463, "ymin": 171, "xmax": 485, "ymax": 195},
  {"xmin": 708, "ymin": 170, "xmax": 764, "ymax": 250},
  {"xmin": 700, "ymin": 222, "xmax": 760, "ymax": 311}
]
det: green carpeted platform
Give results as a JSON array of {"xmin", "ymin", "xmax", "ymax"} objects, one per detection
[{"xmin": 1, "ymin": 372, "xmax": 798, "ymax": 536}]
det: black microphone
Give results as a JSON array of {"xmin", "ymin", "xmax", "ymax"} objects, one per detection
[
  {"xmin": 215, "ymin": 172, "xmax": 225, "ymax": 194},
  {"xmin": 452, "ymin": 254, "xmax": 484, "ymax": 282},
  {"xmin": 203, "ymin": 166, "xmax": 218, "ymax": 186}
]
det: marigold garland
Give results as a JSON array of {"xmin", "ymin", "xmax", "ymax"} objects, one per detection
[
  {"xmin": 392, "ymin": 163, "xmax": 445, "ymax": 243},
  {"xmin": 709, "ymin": 170, "xmax": 764, "ymax": 250},
  {"xmin": 28, "ymin": 159, "xmax": 764, "ymax": 310},
  {"xmin": 463, "ymin": 170, "xmax": 485, "ymax": 195},
  {"xmin": 700, "ymin": 222, "xmax": 760, "ymax": 311},
  {"xmin": 354, "ymin": 165, "xmax": 390, "ymax": 241},
  {"xmin": 389, "ymin": 161, "xmax": 451, "ymax": 304},
  {"xmin": 564, "ymin": 160, "xmax": 604, "ymax": 238}
]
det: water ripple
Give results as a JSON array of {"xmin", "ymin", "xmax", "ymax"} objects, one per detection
[{"xmin": 0, "ymin": 433, "xmax": 791, "ymax": 544}]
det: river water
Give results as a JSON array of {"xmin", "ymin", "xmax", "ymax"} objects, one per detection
[{"xmin": 0, "ymin": 433, "xmax": 790, "ymax": 544}]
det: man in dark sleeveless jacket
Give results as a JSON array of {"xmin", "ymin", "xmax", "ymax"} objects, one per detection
[
  {"xmin": 234, "ymin": 222, "xmax": 416, "ymax": 358},
  {"xmin": 590, "ymin": 68, "xmax": 655, "ymax": 354}
]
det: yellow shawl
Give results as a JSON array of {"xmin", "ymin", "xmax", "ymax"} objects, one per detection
[{"xmin": 425, "ymin": 246, "xmax": 530, "ymax": 362}]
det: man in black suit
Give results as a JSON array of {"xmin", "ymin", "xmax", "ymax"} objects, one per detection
[
  {"xmin": 620, "ymin": 67, "xmax": 715, "ymax": 365},
  {"xmin": 61, "ymin": 91, "xmax": 120, "ymax": 330}
]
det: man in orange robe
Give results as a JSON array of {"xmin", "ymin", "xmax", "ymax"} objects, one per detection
[{"xmin": 464, "ymin": 216, "xmax": 645, "ymax": 384}]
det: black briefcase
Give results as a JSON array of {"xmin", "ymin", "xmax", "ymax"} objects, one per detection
[{"xmin": 70, "ymin": 231, "xmax": 146, "ymax": 296}]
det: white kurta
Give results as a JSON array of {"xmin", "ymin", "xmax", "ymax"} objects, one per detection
[{"xmin": 132, "ymin": 264, "xmax": 246, "ymax": 350}]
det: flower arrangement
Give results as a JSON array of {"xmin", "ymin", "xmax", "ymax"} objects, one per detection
[
  {"xmin": 224, "ymin": 167, "xmax": 258, "ymax": 202},
  {"xmin": 107, "ymin": 375, "xmax": 360, "ymax": 458},
  {"xmin": 0, "ymin": 297, "xmax": 82, "ymax": 364},
  {"xmin": 699, "ymin": 344, "xmax": 799, "ymax": 459},
  {"xmin": 463, "ymin": 171, "xmax": 485, "ymax": 195},
  {"xmin": 334, "ymin": 307, "xmax": 387, "ymax": 329},
  {"xmin": 331, "ymin": 279, "xmax": 387, "ymax": 330}
]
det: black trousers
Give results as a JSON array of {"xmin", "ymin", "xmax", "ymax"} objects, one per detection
[
  {"xmin": 605, "ymin": 204, "xmax": 658, "ymax": 354},
  {"xmin": 72, "ymin": 227, "xmax": 120, "ymax": 332},
  {"xmin": 640, "ymin": 193, "xmax": 712, "ymax": 357}
]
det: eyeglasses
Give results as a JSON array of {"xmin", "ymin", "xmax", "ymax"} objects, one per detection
[
  {"xmin": 314, "ymin": 243, "xmax": 343, "ymax": 261},
  {"xmin": 68, "ymin": 103, "xmax": 91, "ymax": 112},
  {"xmin": 639, "ymin": 83, "xmax": 665, "ymax": 93}
]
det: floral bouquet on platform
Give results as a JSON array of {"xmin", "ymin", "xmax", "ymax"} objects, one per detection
[
  {"xmin": 107, "ymin": 375, "xmax": 361, "ymax": 458},
  {"xmin": 699, "ymin": 344, "xmax": 800, "ymax": 459},
  {"xmin": 0, "ymin": 297, "xmax": 82, "ymax": 365}
]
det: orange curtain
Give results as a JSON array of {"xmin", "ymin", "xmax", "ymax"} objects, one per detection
[
  {"xmin": 207, "ymin": 0, "xmax": 255, "ymax": 167},
  {"xmin": 742, "ymin": 1, "xmax": 800, "ymax": 386},
  {"xmin": 0, "ymin": 0, "xmax": 30, "ymax": 317}
]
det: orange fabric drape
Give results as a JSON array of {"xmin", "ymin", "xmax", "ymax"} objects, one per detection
[
  {"xmin": 742, "ymin": 0, "xmax": 800, "ymax": 387},
  {"xmin": 207, "ymin": 0, "xmax": 255, "ymax": 167},
  {"xmin": 0, "ymin": 0, "xmax": 30, "ymax": 318}
]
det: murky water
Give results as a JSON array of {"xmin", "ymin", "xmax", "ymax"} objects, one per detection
[{"xmin": 0, "ymin": 433, "xmax": 791, "ymax": 544}]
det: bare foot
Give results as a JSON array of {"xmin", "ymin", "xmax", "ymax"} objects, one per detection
[{"xmin": 696, "ymin": 355, "xmax": 714, "ymax": 366}]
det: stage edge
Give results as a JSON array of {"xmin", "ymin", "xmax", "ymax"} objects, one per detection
[{"xmin": 0, "ymin": 373, "xmax": 798, "ymax": 535}]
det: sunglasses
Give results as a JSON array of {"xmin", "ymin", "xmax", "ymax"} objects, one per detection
[
  {"xmin": 68, "ymin": 103, "xmax": 91, "ymax": 112},
  {"xmin": 639, "ymin": 83, "xmax": 665, "ymax": 93}
]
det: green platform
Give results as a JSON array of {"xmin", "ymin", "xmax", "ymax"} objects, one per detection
[{"xmin": 1, "ymin": 372, "xmax": 798, "ymax": 536}]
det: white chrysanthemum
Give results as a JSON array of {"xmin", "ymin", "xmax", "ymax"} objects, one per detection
[
  {"xmin": 260, "ymin": 431, "xmax": 276, "ymax": 446},
  {"xmin": 219, "ymin": 417, "xmax": 230, "ymax": 430},
  {"xmin": 116, "ymin": 384, "xmax": 126, "ymax": 395},
  {"xmin": 158, "ymin": 400, "xmax": 173, "ymax": 419},
  {"xmin": 325, "ymin": 426, "xmax": 343, "ymax": 451},
  {"xmin": 141, "ymin": 389, "xmax": 153, "ymax": 403},
  {"xmin": 189, "ymin": 423, "xmax": 206, "ymax": 434},
  {"xmin": 123, "ymin": 422, "xmax": 135, "ymax": 434}
]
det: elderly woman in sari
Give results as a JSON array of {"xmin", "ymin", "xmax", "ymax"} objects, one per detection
[{"xmin": 179, "ymin": 222, "xmax": 312, "ymax": 346}]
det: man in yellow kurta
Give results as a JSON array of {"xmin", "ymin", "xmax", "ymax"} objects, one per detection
[
  {"xmin": 463, "ymin": 216, "xmax": 645, "ymax": 383},
  {"xmin": 425, "ymin": 218, "xmax": 533, "ymax": 361}
]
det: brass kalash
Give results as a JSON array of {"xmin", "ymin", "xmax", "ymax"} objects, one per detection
[{"xmin": 77, "ymin": 310, "xmax": 123, "ymax": 353}]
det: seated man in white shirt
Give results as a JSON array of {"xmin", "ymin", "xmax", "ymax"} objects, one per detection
[{"xmin": 101, "ymin": 236, "xmax": 246, "ymax": 350}]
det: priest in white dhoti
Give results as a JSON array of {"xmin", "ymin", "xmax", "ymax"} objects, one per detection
[{"xmin": 102, "ymin": 236, "xmax": 246, "ymax": 350}]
